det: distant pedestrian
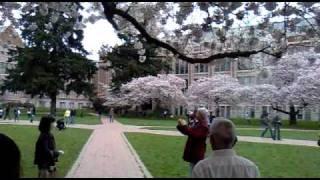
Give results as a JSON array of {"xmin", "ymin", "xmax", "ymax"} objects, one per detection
[
  {"xmin": 34, "ymin": 116, "xmax": 64, "ymax": 178},
  {"xmin": 109, "ymin": 108, "xmax": 114, "ymax": 123},
  {"xmin": 260, "ymin": 111, "xmax": 274, "ymax": 140},
  {"xmin": 272, "ymin": 113, "xmax": 282, "ymax": 140},
  {"xmin": 64, "ymin": 109, "xmax": 71, "ymax": 125},
  {"xmin": 245, "ymin": 111, "xmax": 251, "ymax": 124},
  {"xmin": 27, "ymin": 107, "xmax": 33, "ymax": 123},
  {"xmin": 98, "ymin": 110, "xmax": 102, "ymax": 120},
  {"xmin": 209, "ymin": 112, "xmax": 215, "ymax": 125},
  {"xmin": 0, "ymin": 107, "xmax": 3, "ymax": 119},
  {"xmin": 14, "ymin": 107, "xmax": 19, "ymax": 122},
  {"xmin": 4, "ymin": 106, "xmax": 11, "ymax": 120},
  {"xmin": 70, "ymin": 109, "xmax": 76, "ymax": 124},
  {"xmin": 0, "ymin": 133, "xmax": 21, "ymax": 179}
]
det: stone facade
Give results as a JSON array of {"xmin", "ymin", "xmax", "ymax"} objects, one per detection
[{"xmin": 0, "ymin": 26, "xmax": 92, "ymax": 109}]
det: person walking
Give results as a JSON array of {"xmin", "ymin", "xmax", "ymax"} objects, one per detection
[
  {"xmin": 192, "ymin": 118, "xmax": 260, "ymax": 178},
  {"xmin": 272, "ymin": 112, "xmax": 282, "ymax": 140},
  {"xmin": 177, "ymin": 107, "xmax": 209, "ymax": 177},
  {"xmin": 27, "ymin": 107, "xmax": 33, "ymax": 123},
  {"xmin": 109, "ymin": 108, "xmax": 114, "ymax": 123},
  {"xmin": 64, "ymin": 109, "xmax": 71, "ymax": 125},
  {"xmin": 32, "ymin": 106, "xmax": 36, "ymax": 120},
  {"xmin": 4, "ymin": 105, "xmax": 11, "ymax": 120},
  {"xmin": 245, "ymin": 110, "xmax": 251, "ymax": 124},
  {"xmin": 0, "ymin": 107, "xmax": 3, "ymax": 119},
  {"xmin": 70, "ymin": 109, "xmax": 76, "ymax": 125},
  {"xmin": 34, "ymin": 116, "xmax": 64, "ymax": 178},
  {"xmin": 13, "ymin": 107, "xmax": 18, "ymax": 122},
  {"xmin": 260, "ymin": 111, "xmax": 274, "ymax": 140}
]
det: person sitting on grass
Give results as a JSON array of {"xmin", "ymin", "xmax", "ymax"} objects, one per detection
[
  {"xmin": 0, "ymin": 133, "xmax": 21, "ymax": 179},
  {"xmin": 177, "ymin": 107, "xmax": 209, "ymax": 177},
  {"xmin": 192, "ymin": 117, "xmax": 260, "ymax": 178},
  {"xmin": 34, "ymin": 116, "xmax": 64, "ymax": 178}
]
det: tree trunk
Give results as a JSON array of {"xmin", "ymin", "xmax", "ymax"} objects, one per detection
[
  {"xmin": 272, "ymin": 104, "xmax": 298, "ymax": 125},
  {"xmin": 289, "ymin": 105, "xmax": 298, "ymax": 125},
  {"xmin": 50, "ymin": 95, "xmax": 57, "ymax": 117}
]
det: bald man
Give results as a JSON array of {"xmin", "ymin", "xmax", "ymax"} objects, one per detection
[{"xmin": 192, "ymin": 117, "xmax": 260, "ymax": 178}]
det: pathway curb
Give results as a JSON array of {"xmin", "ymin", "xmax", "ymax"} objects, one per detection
[
  {"xmin": 121, "ymin": 133, "xmax": 153, "ymax": 178},
  {"xmin": 65, "ymin": 129, "xmax": 95, "ymax": 178}
]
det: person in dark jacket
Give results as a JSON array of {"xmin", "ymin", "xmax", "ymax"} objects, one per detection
[
  {"xmin": 4, "ymin": 105, "xmax": 11, "ymax": 120},
  {"xmin": 70, "ymin": 109, "xmax": 76, "ymax": 124},
  {"xmin": 177, "ymin": 107, "xmax": 209, "ymax": 177},
  {"xmin": 0, "ymin": 133, "xmax": 21, "ymax": 179},
  {"xmin": 34, "ymin": 116, "xmax": 63, "ymax": 178}
]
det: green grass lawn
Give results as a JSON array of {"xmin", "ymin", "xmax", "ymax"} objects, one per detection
[
  {"xmin": 5, "ymin": 113, "xmax": 101, "ymax": 125},
  {"xmin": 0, "ymin": 124, "xmax": 92, "ymax": 178},
  {"xmin": 118, "ymin": 117, "xmax": 319, "ymax": 130},
  {"xmin": 125, "ymin": 132, "xmax": 320, "ymax": 178},
  {"xmin": 142, "ymin": 127, "xmax": 319, "ymax": 141}
]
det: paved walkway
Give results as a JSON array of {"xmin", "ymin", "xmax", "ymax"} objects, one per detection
[
  {"xmin": 127, "ymin": 125, "xmax": 319, "ymax": 132},
  {"xmin": 124, "ymin": 126, "xmax": 319, "ymax": 148},
  {"xmin": 66, "ymin": 119, "xmax": 146, "ymax": 178}
]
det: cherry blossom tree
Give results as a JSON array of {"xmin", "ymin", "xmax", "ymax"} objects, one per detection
[
  {"xmin": 187, "ymin": 74, "xmax": 242, "ymax": 116},
  {"xmin": 111, "ymin": 74, "xmax": 187, "ymax": 110},
  {"xmin": 242, "ymin": 52, "xmax": 320, "ymax": 124}
]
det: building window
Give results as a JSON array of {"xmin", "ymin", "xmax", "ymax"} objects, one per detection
[
  {"xmin": 238, "ymin": 76, "xmax": 255, "ymax": 86},
  {"xmin": 39, "ymin": 101, "xmax": 46, "ymax": 107},
  {"xmin": 214, "ymin": 59, "xmax": 231, "ymax": 72},
  {"xmin": 69, "ymin": 102, "xmax": 74, "ymax": 109},
  {"xmin": 78, "ymin": 103, "xmax": 83, "ymax": 109},
  {"xmin": 86, "ymin": 103, "xmax": 91, "ymax": 107},
  {"xmin": 238, "ymin": 58, "xmax": 254, "ymax": 70},
  {"xmin": 194, "ymin": 63, "xmax": 208, "ymax": 73},
  {"xmin": 60, "ymin": 102, "xmax": 66, "ymax": 109},
  {"xmin": 175, "ymin": 60, "xmax": 188, "ymax": 74}
]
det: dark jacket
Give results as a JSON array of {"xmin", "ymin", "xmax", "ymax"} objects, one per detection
[
  {"xmin": 34, "ymin": 133, "xmax": 59, "ymax": 168},
  {"xmin": 177, "ymin": 121, "xmax": 209, "ymax": 164}
]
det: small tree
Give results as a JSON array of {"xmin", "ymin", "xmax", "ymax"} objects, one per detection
[
  {"xmin": 2, "ymin": 3, "xmax": 97, "ymax": 116},
  {"xmin": 117, "ymin": 74, "xmax": 186, "ymax": 111}
]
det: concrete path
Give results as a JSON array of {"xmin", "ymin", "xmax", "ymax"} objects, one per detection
[
  {"xmin": 127, "ymin": 125, "xmax": 319, "ymax": 132},
  {"xmin": 124, "ymin": 127, "xmax": 319, "ymax": 148},
  {"xmin": 66, "ymin": 119, "xmax": 146, "ymax": 178}
]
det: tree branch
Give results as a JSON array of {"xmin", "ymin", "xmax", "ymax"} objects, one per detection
[
  {"xmin": 271, "ymin": 104, "xmax": 289, "ymax": 114},
  {"xmin": 101, "ymin": 2, "xmax": 283, "ymax": 64}
]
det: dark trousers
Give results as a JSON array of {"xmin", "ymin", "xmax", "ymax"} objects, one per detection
[
  {"xmin": 273, "ymin": 124, "xmax": 281, "ymax": 140},
  {"xmin": 261, "ymin": 126, "xmax": 274, "ymax": 139}
]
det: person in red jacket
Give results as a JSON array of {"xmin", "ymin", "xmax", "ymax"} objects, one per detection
[{"xmin": 177, "ymin": 107, "xmax": 209, "ymax": 177}]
